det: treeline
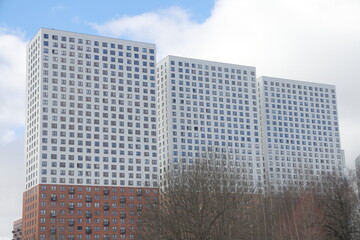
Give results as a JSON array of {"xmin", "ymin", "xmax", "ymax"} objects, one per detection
[{"xmin": 139, "ymin": 161, "xmax": 360, "ymax": 240}]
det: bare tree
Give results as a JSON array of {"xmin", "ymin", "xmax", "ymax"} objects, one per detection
[
  {"xmin": 320, "ymin": 176, "xmax": 360, "ymax": 240},
  {"xmin": 140, "ymin": 154, "xmax": 360, "ymax": 240},
  {"xmin": 141, "ymin": 156, "xmax": 255, "ymax": 240},
  {"xmin": 250, "ymin": 183, "xmax": 326, "ymax": 240}
]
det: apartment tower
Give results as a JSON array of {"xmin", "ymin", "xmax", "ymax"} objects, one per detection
[
  {"xmin": 156, "ymin": 56, "xmax": 345, "ymax": 193},
  {"xmin": 258, "ymin": 76, "xmax": 345, "ymax": 192},
  {"xmin": 23, "ymin": 28, "xmax": 159, "ymax": 240},
  {"xmin": 22, "ymin": 28, "xmax": 347, "ymax": 239},
  {"xmin": 156, "ymin": 56, "xmax": 264, "ymax": 192}
]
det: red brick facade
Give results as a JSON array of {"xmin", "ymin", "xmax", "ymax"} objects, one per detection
[
  {"xmin": 22, "ymin": 184, "xmax": 159, "ymax": 240},
  {"xmin": 22, "ymin": 186, "xmax": 39, "ymax": 239}
]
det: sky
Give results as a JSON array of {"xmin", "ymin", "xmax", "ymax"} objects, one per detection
[{"xmin": 1, "ymin": 0, "xmax": 360, "ymax": 239}]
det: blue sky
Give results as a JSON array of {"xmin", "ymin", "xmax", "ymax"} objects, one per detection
[
  {"xmin": 1, "ymin": 0, "xmax": 360, "ymax": 239},
  {"xmin": 0, "ymin": 0, "xmax": 214, "ymax": 39}
]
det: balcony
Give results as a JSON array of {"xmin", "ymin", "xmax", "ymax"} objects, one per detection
[
  {"xmin": 120, "ymin": 197, "xmax": 126, "ymax": 203},
  {"xmin": 69, "ymin": 188, "xmax": 75, "ymax": 194},
  {"xmin": 103, "ymin": 188, "xmax": 109, "ymax": 195},
  {"xmin": 86, "ymin": 197, "xmax": 92, "ymax": 202},
  {"xmin": 137, "ymin": 206, "xmax": 142, "ymax": 212},
  {"xmin": 103, "ymin": 220, "xmax": 110, "ymax": 226},
  {"xmin": 85, "ymin": 228, "xmax": 92, "ymax": 234},
  {"xmin": 68, "ymin": 204, "xmax": 75, "ymax": 210},
  {"xmin": 86, "ymin": 212, "xmax": 92, "ymax": 218},
  {"xmin": 120, "ymin": 228, "xmax": 126, "ymax": 234},
  {"xmin": 103, "ymin": 204, "xmax": 109, "ymax": 210},
  {"xmin": 120, "ymin": 213, "xmax": 126, "ymax": 219},
  {"xmin": 68, "ymin": 220, "xmax": 74, "ymax": 226},
  {"xmin": 136, "ymin": 190, "xmax": 142, "ymax": 196},
  {"xmin": 50, "ymin": 211, "xmax": 57, "ymax": 218},
  {"xmin": 50, "ymin": 229, "xmax": 56, "ymax": 234}
]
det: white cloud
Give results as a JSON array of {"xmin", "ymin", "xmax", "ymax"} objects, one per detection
[
  {"xmin": 51, "ymin": 4, "xmax": 65, "ymax": 12},
  {"xmin": 90, "ymin": 6, "xmax": 200, "ymax": 58},
  {"xmin": 1, "ymin": 129, "xmax": 16, "ymax": 144},
  {"xmin": 0, "ymin": 28, "xmax": 27, "ymax": 127},
  {"xmin": 92, "ymin": 0, "xmax": 360, "ymax": 167},
  {"xmin": 0, "ymin": 137, "xmax": 24, "ymax": 240},
  {"xmin": 0, "ymin": 28, "xmax": 27, "ymax": 239}
]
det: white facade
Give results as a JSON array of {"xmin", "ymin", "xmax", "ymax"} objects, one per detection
[
  {"xmin": 25, "ymin": 28, "xmax": 158, "ymax": 190},
  {"xmin": 25, "ymin": 28, "xmax": 346, "ymax": 193},
  {"xmin": 156, "ymin": 56, "xmax": 263, "ymax": 192},
  {"xmin": 156, "ymin": 57, "xmax": 345, "ymax": 192},
  {"xmin": 258, "ymin": 76, "xmax": 344, "ymax": 191}
]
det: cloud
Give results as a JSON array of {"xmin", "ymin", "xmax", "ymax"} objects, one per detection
[
  {"xmin": 0, "ymin": 27, "xmax": 27, "ymax": 239},
  {"xmin": 90, "ymin": 6, "xmax": 201, "ymax": 58},
  {"xmin": 0, "ymin": 137, "xmax": 24, "ymax": 240},
  {"xmin": 92, "ymin": 0, "xmax": 360, "ymax": 167},
  {"xmin": 0, "ymin": 28, "xmax": 27, "ymax": 128},
  {"xmin": 51, "ymin": 4, "xmax": 65, "ymax": 12},
  {"xmin": 1, "ymin": 129, "xmax": 16, "ymax": 144}
]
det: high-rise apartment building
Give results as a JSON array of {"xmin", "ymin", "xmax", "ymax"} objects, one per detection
[
  {"xmin": 22, "ymin": 28, "xmax": 347, "ymax": 239},
  {"xmin": 12, "ymin": 218, "xmax": 22, "ymax": 240},
  {"xmin": 156, "ymin": 56, "xmax": 345, "ymax": 193},
  {"xmin": 156, "ymin": 56, "xmax": 264, "ymax": 192},
  {"xmin": 23, "ymin": 28, "xmax": 159, "ymax": 240},
  {"xmin": 258, "ymin": 76, "xmax": 345, "ymax": 192}
]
